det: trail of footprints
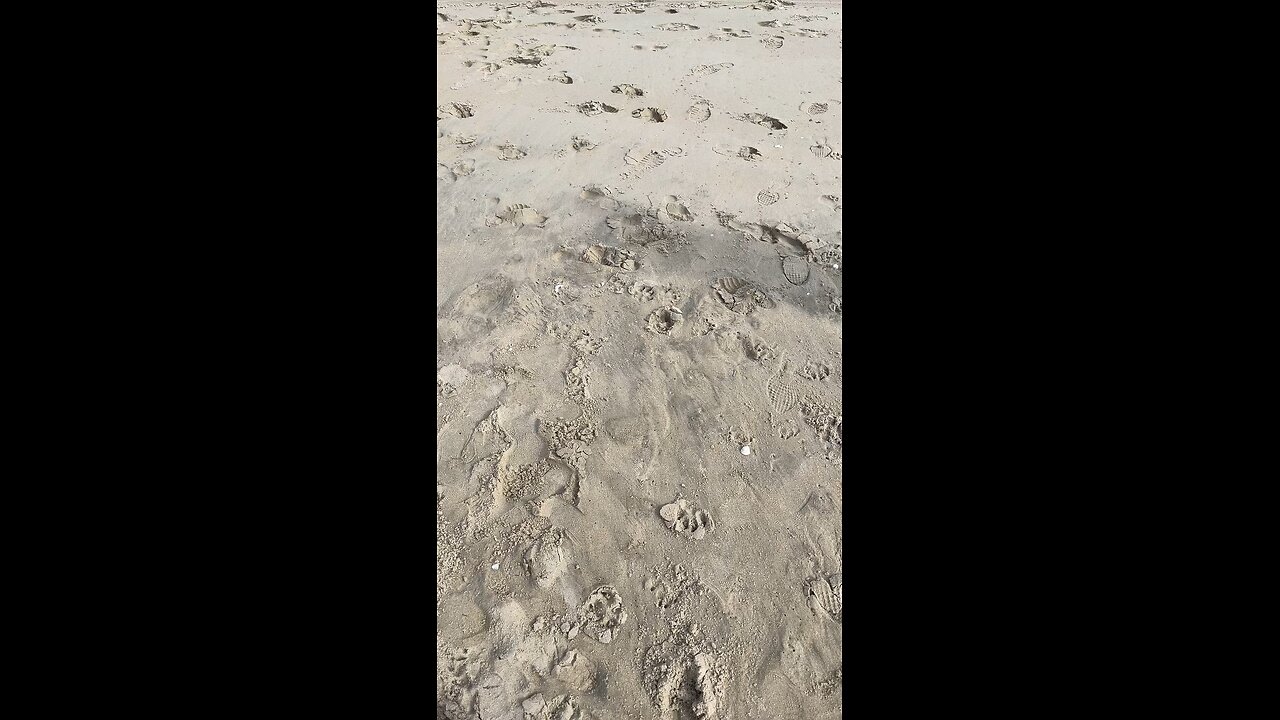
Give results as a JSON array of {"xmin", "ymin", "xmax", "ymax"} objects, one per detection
[{"xmin": 437, "ymin": 4, "xmax": 843, "ymax": 718}]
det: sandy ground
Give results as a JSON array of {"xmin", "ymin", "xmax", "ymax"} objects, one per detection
[{"xmin": 437, "ymin": 2, "xmax": 842, "ymax": 718}]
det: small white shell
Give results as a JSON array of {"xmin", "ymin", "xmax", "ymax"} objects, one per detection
[{"xmin": 741, "ymin": 445, "xmax": 751, "ymax": 456}]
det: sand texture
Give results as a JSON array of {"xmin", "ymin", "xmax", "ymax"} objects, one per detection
[{"xmin": 437, "ymin": 2, "xmax": 842, "ymax": 719}]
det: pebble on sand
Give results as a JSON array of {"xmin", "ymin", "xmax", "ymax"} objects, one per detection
[{"xmin": 741, "ymin": 445, "xmax": 752, "ymax": 456}]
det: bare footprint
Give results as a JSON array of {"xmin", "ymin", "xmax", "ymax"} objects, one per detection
[
  {"xmin": 497, "ymin": 204, "xmax": 547, "ymax": 228},
  {"xmin": 495, "ymin": 143, "xmax": 527, "ymax": 161},
  {"xmin": 580, "ymin": 185, "xmax": 621, "ymax": 210},
  {"xmin": 713, "ymin": 145, "xmax": 762, "ymax": 161},
  {"xmin": 713, "ymin": 277, "xmax": 775, "ymax": 314},
  {"xmin": 437, "ymin": 102, "xmax": 474, "ymax": 119},
  {"xmin": 737, "ymin": 112, "xmax": 788, "ymax": 130},
  {"xmin": 611, "ymin": 83, "xmax": 645, "ymax": 97},
  {"xmin": 632, "ymin": 107, "xmax": 668, "ymax": 122},
  {"xmin": 575, "ymin": 101, "xmax": 620, "ymax": 116},
  {"xmin": 582, "ymin": 243, "xmax": 637, "ymax": 270},
  {"xmin": 525, "ymin": 529, "xmax": 570, "ymax": 589},
  {"xmin": 686, "ymin": 99, "xmax": 712, "ymax": 122},
  {"xmin": 663, "ymin": 196, "xmax": 694, "ymax": 221}
]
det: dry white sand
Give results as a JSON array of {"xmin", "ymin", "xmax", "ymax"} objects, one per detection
[{"xmin": 437, "ymin": 2, "xmax": 842, "ymax": 718}]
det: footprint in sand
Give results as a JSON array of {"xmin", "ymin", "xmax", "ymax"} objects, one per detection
[
  {"xmin": 632, "ymin": 107, "xmax": 668, "ymax": 122},
  {"xmin": 658, "ymin": 498, "xmax": 715, "ymax": 539},
  {"xmin": 497, "ymin": 204, "xmax": 548, "ymax": 228},
  {"xmin": 713, "ymin": 277, "xmax": 775, "ymax": 315},
  {"xmin": 437, "ymin": 102, "xmax": 474, "ymax": 119},
  {"xmin": 800, "ymin": 101, "xmax": 829, "ymax": 115},
  {"xmin": 495, "ymin": 143, "xmax": 527, "ymax": 161},
  {"xmin": 686, "ymin": 99, "xmax": 712, "ymax": 122},
  {"xmin": 580, "ymin": 185, "xmax": 621, "ymax": 210},
  {"xmin": 737, "ymin": 112, "xmax": 788, "ymax": 130},
  {"xmin": 762, "ymin": 36, "xmax": 784, "ymax": 49},
  {"xmin": 572, "ymin": 136, "xmax": 597, "ymax": 151},
  {"xmin": 622, "ymin": 148, "xmax": 666, "ymax": 178},
  {"xmin": 713, "ymin": 145, "xmax": 762, "ymax": 161},
  {"xmin": 690, "ymin": 62, "xmax": 734, "ymax": 77},
  {"xmin": 781, "ymin": 254, "xmax": 811, "ymax": 286},
  {"xmin": 798, "ymin": 359, "xmax": 833, "ymax": 382},
  {"xmin": 662, "ymin": 196, "xmax": 694, "ymax": 221},
  {"xmin": 656, "ymin": 22, "xmax": 700, "ymax": 31},
  {"xmin": 524, "ymin": 529, "xmax": 570, "ymax": 589},
  {"xmin": 548, "ymin": 70, "xmax": 573, "ymax": 83},
  {"xmin": 452, "ymin": 159, "xmax": 476, "ymax": 177},
  {"xmin": 580, "ymin": 585, "xmax": 628, "ymax": 644},
  {"xmin": 475, "ymin": 674, "xmax": 511, "ymax": 720},
  {"xmin": 645, "ymin": 307, "xmax": 684, "ymax": 335},
  {"xmin": 576, "ymin": 100, "xmax": 620, "ymax": 116},
  {"xmin": 553, "ymin": 649, "xmax": 598, "ymax": 692},
  {"xmin": 768, "ymin": 365, "xmax": 802, "ymax": 412},
  {"xmin": 756, "ymin": 189, "xmax": 780, "ymax": 206},
  {"xmin": 611, "ymin": 83, "xmax": 645, "ymax": 97},
  {"xmin": 582, "ymin": 243, "xmax": 637, "ymax": 270},
  {"xmin": 805, "ymin": 573, "xmax": 842, "ymax": 622}
]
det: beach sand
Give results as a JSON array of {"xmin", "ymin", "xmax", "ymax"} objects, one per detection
[{"xmin": 437, "ymin": 2, "xmax": 842, "ymax": 718}]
